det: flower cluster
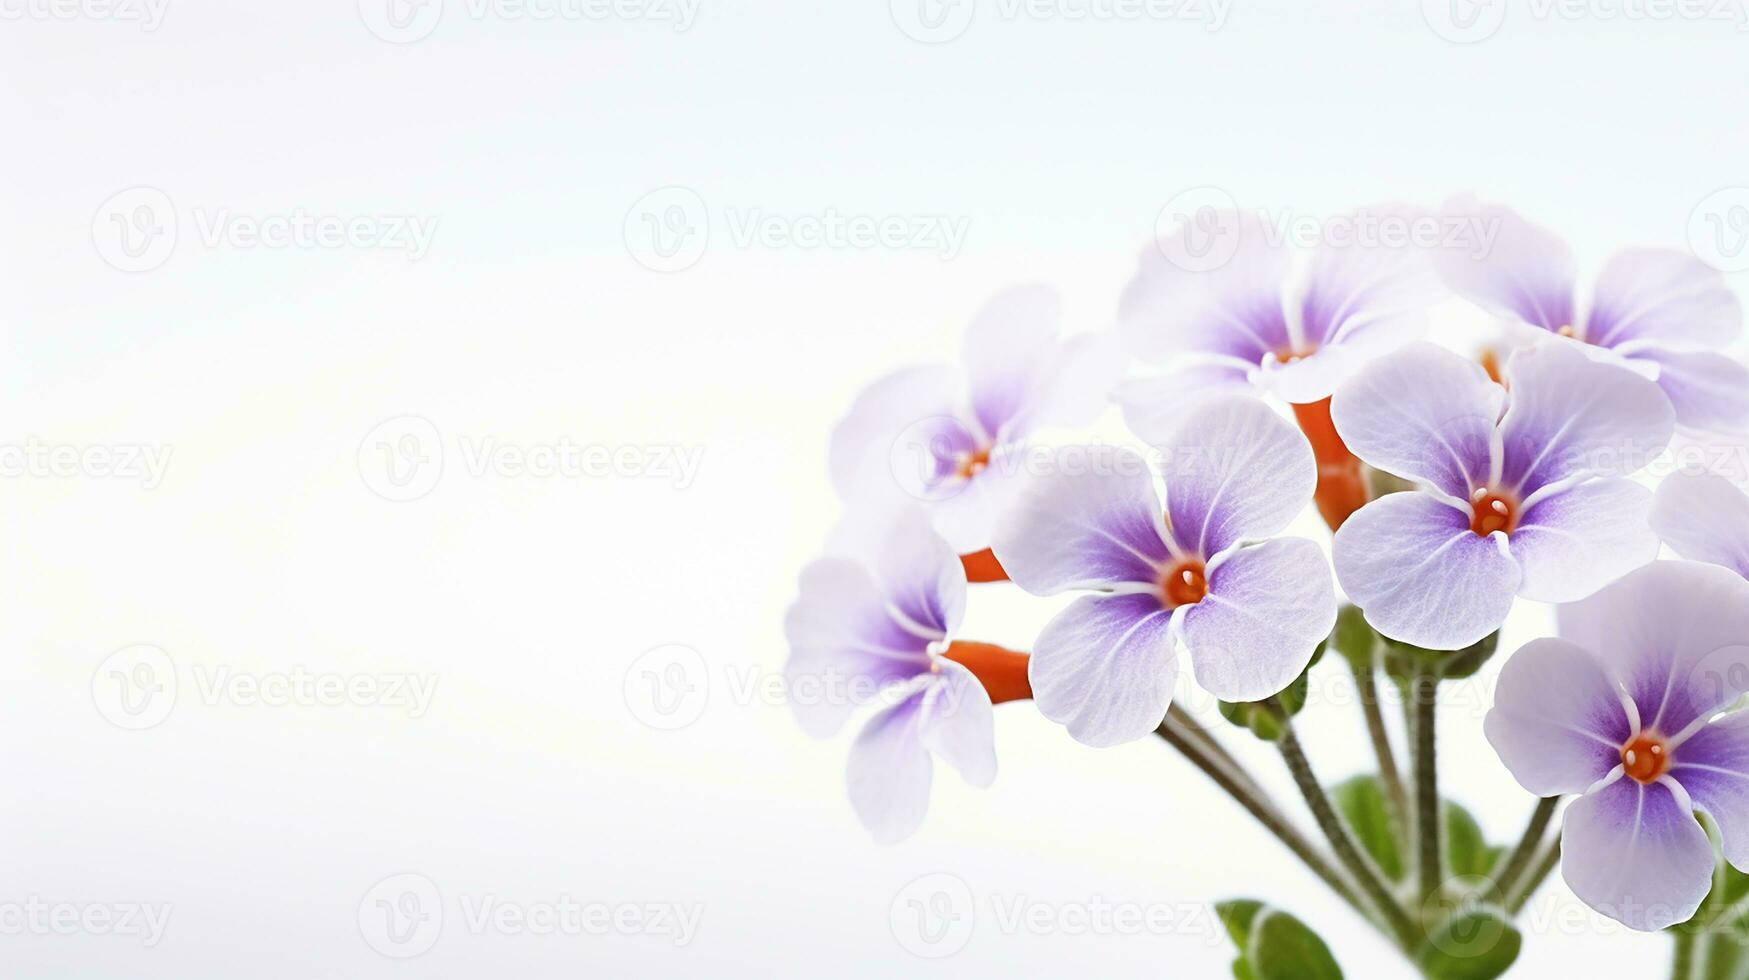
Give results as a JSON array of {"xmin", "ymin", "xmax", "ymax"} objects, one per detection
[{"xmin": 786, "ymin": 198, "xmax": 1749, "ymax": 969}]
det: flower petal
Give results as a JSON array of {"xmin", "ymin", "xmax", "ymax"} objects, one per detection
[
  {"xmin": 1029, "ymin": 592, "xmax": 1177, "ymax": 747},
  {"xmin": 1330, "ymin": 343, "xmax": 1503, "ymax": 501},
  {"xmin": 917, "ymin": 660, "xmax": 997, "ymax": 788},
  {"xmin": 1114, "ymin": 365, "xmax": 1253, "ymax": 447},
  {"xmin": 1561, "ymin": 776, "xmax": 1713, "ymax": 931},
  {"xmin": 1178, "ymin": 537, "xmax": 1337, "ymax": 702},
  {"xmin": 1334, "ymin": 491, "xmax": 1522, "ymax": 649},
  {"xmin": 1671, "ymin": 712, "xmax": 1749, "ymax": 871},
  {"xmin": 1561, "ymin": 561, "xmax": 1749, "ymax": 739},
  {"xmin": 1650, "ymin": 471, "xmax": 1749, "ymax": 581},
  {"xmin": 1160, "ymin": 395, "xmax": 1317, "ymax": 558},
  {"xmin": 827, "ymin": 504, "xmax": 966, "ymax": 638},
  {"xmin": 1632, "ymin": 347, "xmax": 1749, "ymax": 434},
  {"xmin": 991, "ymin": 448, "xmax": 1171, "ymax": 595},
  {"xmin": 1298, "ymin": 215, "xmax": 1436, "ymax": 351},
  {"xmin": 1508, "ymin": 478, "xmax": 1660, "ymax": 603},
  {"xmin": 828, "ymin": 364, "xmax": 962, "ymax": 499},
  {"xmin": 960, "ymin": 283, "xmax": 1063, "ymax": 441},
  {"xmin": 784, "ymin": 559, "xmax": 934, "ymax": 738},
  {"xmin": 1498, "ymin": 342, "xmax": 1675, "ymax": 494},
  {"xmin": 1585, "ymin": 248, "xmax": 1742, "ymax": 351},
  {"xmin": 1484, "ymin": 638, "xmax": 1633, "ymax": 796},
  {"xmin": 1435, "ymin": 197, "xmax": 1576, "ymax": 333},
  {"xmin": 846, "ymin": 689, "xmax": 933, "ymax": 844},
  {"xmin": 1120, "ymin": 210, "xmax": 1292, "ymax": 366}
]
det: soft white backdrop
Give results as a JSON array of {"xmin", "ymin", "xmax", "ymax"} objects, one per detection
[{"xmin": 3, "ymin": 1, "xmax": 1748, "ymax": 976}]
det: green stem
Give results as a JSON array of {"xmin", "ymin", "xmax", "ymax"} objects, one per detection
[
  {"xmin": 1505, "ymin": 840, "xmax": 1561, "ymax": 915},
  {"xmin": 1268, "ymin": 701, "xmax": 1421, "ymax": 949},
  {"xmin": 1153, "ymin": 716, "xmax": 1364, "ymax": 915},
  {"xmin": 1672, "ymin": 929, "xmax": 1696, "ymax": 980},
  {"xmin": 1491, "ymin": 796, "xmax": 1560, "ymax": 900},
  {"xmin": 1410, "ymin": 666, "xmax": 1442, "ymax": 902},
  {"xmin": 1353, "ymin": 658, "xmax": 1409, "ymax": 839}
]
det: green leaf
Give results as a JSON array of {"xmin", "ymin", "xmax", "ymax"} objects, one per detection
[
  {"xmin": 1219, "ymin": 643, "xmax": 1324, "ymax": 741},
  {"xmin": 1443, "ymin": 801, "xmax": 1499, "ymax": 878},
  {"xmin": 1215, "ymin": 900, "xmax": 1343, "ymax": 980},
  {"xmin": 1417, "ymin": 909, "xmax": 1521, "ymax": 980},
  {"xmin": 1333, "ymin": 775, "xmax": 1403, "ymax": 881}
]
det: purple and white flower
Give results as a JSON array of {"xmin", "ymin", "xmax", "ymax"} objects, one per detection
[
  {"xmin": 1650, "ymin": 469, "xmax": 1749, "ymax": 582},
  {"xmin": 1331, "ymin": 341, "xmax": 1674, "ymax": 650},
  {"xmin": 828, "ymin": 284, "xmax": 1117, "ymax": 553},
  {"xmin": 1439, "ymin": 197, "xmax": 1749, "ymax": 432},
  {"xmin": 1117, "ymin": 207, "xmax": 1437, "ymax": 440},
  {"xmin": 1486, "ymin": 561, "xmax": 1749, "ymax": 931},
  {"xmin": 783, "ymin": 505, "xmax": 995, "ymax": 843},
  {"xmin": 990, "ymin": 395, "xmax": 1336, "ymax": 747}
]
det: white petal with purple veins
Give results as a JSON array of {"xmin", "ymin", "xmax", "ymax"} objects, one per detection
[
  {"xmin": 960, "ymin": 283, "xmax": 1063, "ymax": 442},
  {"xmin": 1650, "ymin": 471, "xmax": 1749, "ymax": 580},
  {"xmin": 1115, "ymin": 365, "xmax": 1254, "ymax": 447},
  {"xmin": 1561, "ymin": 775, "xmax": 1714, "ymax": 931},
  {"xmin": 1670, "ymin": 712, "xmax": 1749, "ymax": 871},
  {"xmin": 917, "ymin": 660, "xmax": 996, "ymax": 788},
  {"xmin": 1630, "ymin": 347, "xmax": 1749, "ymax": 434},
  {"xmin": 1562, "ymin": 562, "xmax": 1749, "ymax": 739},
  {"xmin": 846, "ymin": 688, "xmax": 933, "ymax": 844},
  {"xmin": 991, "ymin": 448, "xmax": 1172, "ymax": 595},
  {"xmin": 1330, "ymin": 344, "xmax": 1503, "ymax": 502},
  {"xmin": 785, "ymin": 559, "xmax": 935, "ymax": 737},
  {"xmin": 828, "ymin": 364, "xmax": 962, "ymax": 499},
  {"xmin": 1508, "ymin": 478, "xmax": 1660, "ymax": 603},
  {"xmin": 1435, "ymin": 197, "xmax": 1576, "ymax": 333},
  {"xmin": 1120, "ymin": 210, "xmax": 1293, "ymax": 366},
  {"xmin": 1585, "ymin": 248, "xmax": 1742, "ymax": 351},
  {"xmin": 1029, "ymin": 592, "xmax": 1177, "ymax": 747},
  {"xmin": 1179, "ymin": 537, "xmax": 1336, "ymax": 702},
  {"xmin": 1334, "ymin": 491, "xmax": 1521, "ymax": 649},
  {"xmin": 1484, "ymin": 638, "xmax": 1632, "ymax": 796},
  {"xmin": 1498, "ymin": 342, "xmax": 1675, "ymax": 494},
  {"xmin": 1160, "ymin": 395, "xmax": 1317, "ymax": 558},
  {"xmin": 827, "ymin": 504, "xmax": 966, "ymax": 638}
]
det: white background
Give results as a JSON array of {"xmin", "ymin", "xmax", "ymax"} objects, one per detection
[{"xmin": 3, "ymin": 0, "xmax": 1749, "ymax": 976}]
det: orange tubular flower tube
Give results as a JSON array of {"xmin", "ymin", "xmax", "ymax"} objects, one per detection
[
  {"xmin": 941, "ymin": 641, "xmax": 1032, "ymax": 704},
  {"xmin": 1291, "ymin": 397, "xmax": 1370, "ymax": 531},
  {"xmin": 959, "ymin": 548, "xmax": 1009, "ymax": 583}
]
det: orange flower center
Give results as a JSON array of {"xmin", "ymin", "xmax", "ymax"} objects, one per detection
[
  {"xmin": 1274, "ymin": 346, "xmax": 1317, "ymax": 365},
  {"xmin": 1162, "ymin": 559, "xmax": 1209, "ymax": 607},
  {"xmin": 1621, "ymin": 734, "xmax": 1671, "ymax": 784},
  {"xmin": 1469, "ymin": 489, "xmax": 1519, "ymax": 537},
  {"xmin": 954, "ymin": 446, "xmax": 991, "ymax": 480}
]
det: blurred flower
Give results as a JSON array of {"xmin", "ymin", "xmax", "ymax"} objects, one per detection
[
  {"xmin": 990, "ymin": 395, "xmax": 1335, "ymax": 747},
  {"xmin": 1438, "ymin": 197, "xmax": 1749, "ymax": 432},
  {"xmin": 1115, "ymin": 206, "xmax": 1438, "ymax": 432},
  {"xmin": 784, "ymin": 505, "xmax": 1025, "ymax": 843},
  {"xmin": 1650, "ymin": 470, "xmax": 1749, "ymax": 582},
  {"xmin": 828, "ymin": 284, "xmax": 1118, "ymax": 557},
  {"xmin": 1332, "ymin": 342, "xmax": 1674, "ymax": 650},
  {"xmin": 1485, "ymin": 561, "xmax": 1749, "ymax": 931}
]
